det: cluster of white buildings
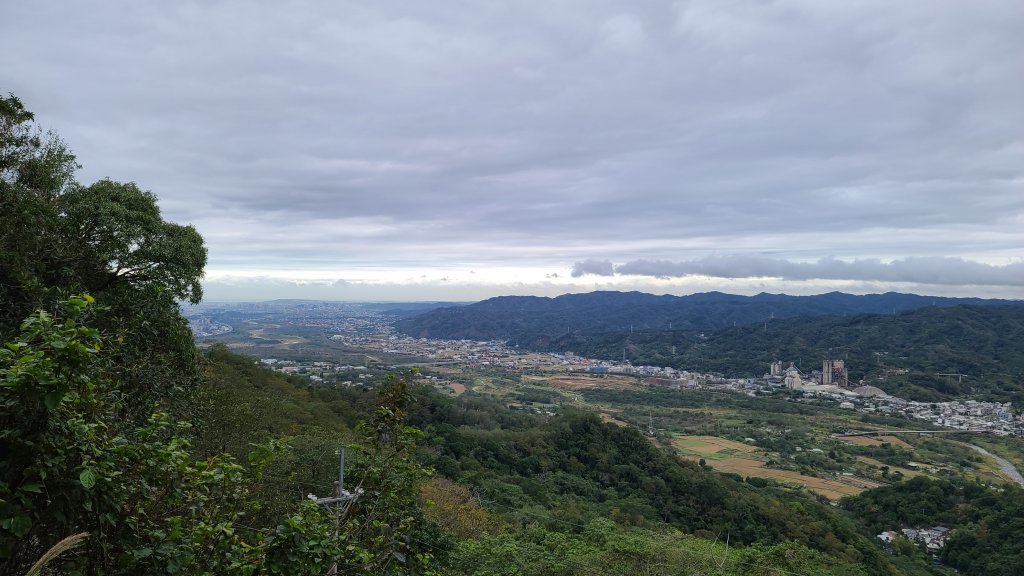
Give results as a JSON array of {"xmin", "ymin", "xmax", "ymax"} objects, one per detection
[
  {"xmin": 258, "ymin": 358, "xmax": 372, "ymax": 385},
  {"xmin": 900, "ymin": 399, "xmax": 1020, "ymax": 435},
  {"xmin": 187, "ymin": 316, "xmax": 233, "ymax": 337},
  {"xmin": 878, "ymin": 526, "xmax": 950, "ymax": 553},
  {"xmin": 762, "ymin": 360, "xmax": 1024, "ymax": 437}
]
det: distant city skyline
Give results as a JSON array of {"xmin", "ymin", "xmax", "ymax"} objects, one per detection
[{"xmin": 3, "ymin": 1, "xmax": 1022, "ymax": 302}]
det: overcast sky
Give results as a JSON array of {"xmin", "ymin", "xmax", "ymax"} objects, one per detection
[{"xmin": 3, "ymin": 1, "xmax": 1022, "ymax": 301}]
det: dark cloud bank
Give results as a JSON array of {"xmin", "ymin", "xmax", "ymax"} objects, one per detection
[{"xmin": 2, "ymin": 1, "xmax": 1022, "ymax": 298}]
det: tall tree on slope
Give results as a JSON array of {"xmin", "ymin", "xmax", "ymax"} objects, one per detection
[{"xmin": 0, "ymin": 93, "xmax": 207, "ymax": 421}]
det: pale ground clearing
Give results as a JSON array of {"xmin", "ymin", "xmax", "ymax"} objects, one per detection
[
  {"xmin": 674, "ymin": 435, "xmax": 883, "ymax": 500},
  {"xmin": 838, "ymin": 435, "xmax": 914, "ymax": 450}
]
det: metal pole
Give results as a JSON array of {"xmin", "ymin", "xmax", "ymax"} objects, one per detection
[
  {"xmin": 337, "ymin": 448, "xmax": 345, "ymax": 497},
  {"xmin": 328, "ymin": 446, "xmax": 346, "ymax": 576}
]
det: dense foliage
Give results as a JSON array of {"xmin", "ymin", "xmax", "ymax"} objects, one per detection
[
  {"xmin": 1, "ymin": 94, "xmax": 207, "ymax": 426},
  {"xmin": 0, "ymin": 95, "xmax": 436, "ymax": 575},
  {"xmin": 448, "ymin": 521, "xmax": 876, "ymax": 576},
  {"xmin": 545, "ymin": 305, "xmax": 1024, "ymax": 402},
  {"xmin": 844, "ymin": 476, "xmax": 1024, "ymax": 576},
  {"xmin": 0, "ymin": 297, "xmax": 439, "ymax": 575},
  {"xmin": 396, "ymin": 290, "xmax": 1019, "ymax": 342},
  {"xmin": 392, "ymin": 390, "xmax": 895, "ymax": 572},
  {"xmin": 197, "ymin": 353, "xmax": 917, "ymax": 575},
  {"xmin": 397, "ymin": 289, "xmax": 1024, "ymax": 401}
]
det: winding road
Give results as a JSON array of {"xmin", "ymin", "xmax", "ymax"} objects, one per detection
[{"xmin": 965, "ymin": 443, "xmax": 1024, "ymax": 487}]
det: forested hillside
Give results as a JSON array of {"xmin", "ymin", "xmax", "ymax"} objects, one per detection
[
  {"xmin": 396, "ymin": 290, "xmax": 1021, "ymax": 342},
  {"xmin": 397, "ymin": 292, "xmax": 1024, "ymax": 401},
  {"xmin": 0, "ymin": 94, "xmax": 435, "ymax": 574},
  {"xmin": 199, "ymin": 350, "xmax": 914, "ymax": 575},
  {"xmin": 844, "ymin": 476, "xmax": 1024, "ymax": 576},
  {"xmin": 530, "ymin": 305, "xmax": 1024, "ymax": 402}
]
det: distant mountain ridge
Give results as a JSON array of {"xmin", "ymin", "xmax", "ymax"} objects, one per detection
[{"xmin": 395, "ymin": 290, "xmax": 1021, "ymax": 342}]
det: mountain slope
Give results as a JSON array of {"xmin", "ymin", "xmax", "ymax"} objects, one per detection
[
  {"xmin": 538, "ymin": 305, "xmax": 1024, "ymax": 402},
  {"xmin": 395, "ymin": 290, "xmax": 1020, "ymax": 342}
]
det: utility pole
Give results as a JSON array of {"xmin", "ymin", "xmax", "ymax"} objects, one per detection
[
  {"xmin": 314, "ymin": 448, "xmax": 359, "ymax": 506},
  {"xmin": 316, "ymin": 448, "xmax": 361, "ymax": 576},
  {"xmin": 337, "ymin": 448, "xmax": 345, "ymax": 497}
]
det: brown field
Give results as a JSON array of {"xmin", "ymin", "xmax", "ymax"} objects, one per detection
[
  {"xmin": 855, "ymin": 456, "xmax": 923, "ymax": 478},
  {"xmin": 448, "ymin": 382, "xmax": 466, "ymax": 395},
  {"xmin": 599, "ymin": 413, "xmax": 628, "ymax": 427},
  {"xmin": 545, "ymin": 375, "xmax": 636, "ymax": 391},
  {"xmin": 674, "ymin": 436, "xmax": 757, "ymax": 455},
  {"xmin": 838, "ymin": 435, "xmax": 914, "ymax": 449},
  {"xmin": 674, "ymin": 435, "xmax": 882, "ymax": 500},
  {"xmin": 693, "ymin": 457, "xmax": 883, "ymax": 499}
]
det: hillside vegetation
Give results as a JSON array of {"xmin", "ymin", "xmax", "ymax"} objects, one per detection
[
  {"xmin": 0, "ymin": 94, "xmax": 435, "ymax": 575},
  {"xmin": 535, "ymin": 305, "xmax": 1024, "ymax": 402},
  {"xmin": 399, "ymin": 291, "xmax": 1024, "ymax": 402},
  {"xmin": 396, "ymin": 290, "xmax": 1021, "ymax": 342},
  {"xmin": 844, "ymin": 476, "xmax": 1024, "ymax": 576}
]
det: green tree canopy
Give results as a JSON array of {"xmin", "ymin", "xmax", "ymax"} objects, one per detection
[{"xmin": 0, "ymin": 93, "xmax": 207, "ymax": 419}]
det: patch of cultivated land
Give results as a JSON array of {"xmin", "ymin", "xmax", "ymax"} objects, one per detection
[
  {"xmin": 545, "ymin": 375, "xmax": 637, "ymax": 390},
  {"xmin": 838, "ymin": 435, "xmax": 914, "ymax": 450},
  {"xmin": 599, "ymin": 412, "xmax": 628, "ymax": 427},
  {"xmin": 674, "ymin": 436, "xmax": 756, "ymax": 458},
  {"xmin": 854, "ymin": 456, "xmax": 923, "ymax": 479},
  {"xmin": 448, "ymin": 382, "xmax": 466, "ymax": 395},
  {"xmin": 674, "ymin": 435, "xmax": 882, "ymax": 500}
]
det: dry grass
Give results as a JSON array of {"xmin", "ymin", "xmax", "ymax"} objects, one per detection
[
  {"xmin": 674, "ymin": 435, "xmax": 882, "ymax": 500},
  {"xmin": 27, "ymin": 532, "xmax": 89, "ymax": 576},
  {"xmin": 599, "ymin": 412, "xmax": 628, "ymax": 427},
  {"xmin": 855, "ymin": 456, "xmax": 923, "ymax": 478},
  {"xmin": 673, "ymin": 436, "xmax": 757, "ymax": 458},
  {"xmin": 545, "ymin": 375, "xmax": 636, "ymax": 390},
  {"xmin": 684, "ymin": 455, "xmax": 882, "ymax": 499},
  {"xmin": 839, "ymin": 435, "xmax": 914, "ymax": 449}
]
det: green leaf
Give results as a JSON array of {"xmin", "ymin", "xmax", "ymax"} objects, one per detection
[
  {"xmin": 79, "ymin": 468, "xmax": 97, "ymax": 490},
  {"xmin": 9, "ymin": 514, "xmax": 32, "ymax": 537},
  {"xmin": 19, "ymin": 482, "xmax": 43, "ymax": 494},
  {"xmin": 44, "ymin": 390, "xmax": 66, "ymax": 410}
]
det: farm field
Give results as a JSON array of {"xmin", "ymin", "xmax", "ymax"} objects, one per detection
[
  {"xmin": 838, "ymin": 434, "xmax": 914, "ymax": 449},
  {"xmin": 543, "ymin": 375, "xmax": 639, "ymax": 391},
  {"xmin": 854, "ymin": 455, "xmax": 924, "ymax": 479},
  {"xmin": 599, "ymin": 412, "xmax": 628, "ymax": 427},
  {"xmin": 674, "ymin": 435, "xmax": 883, "ymax": 500}
]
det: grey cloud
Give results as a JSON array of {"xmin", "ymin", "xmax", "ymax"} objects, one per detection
[
  {"xmin": 2, "ymin": 0, "xmax": 1023, "ymax": 294},
  {"xmin": 571, "ymin": 259, "xmax": 615, "ymax": 277},
  {"xmin": 609, "ymin": 256, "xmax": 1024, "ymax": 286}
]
